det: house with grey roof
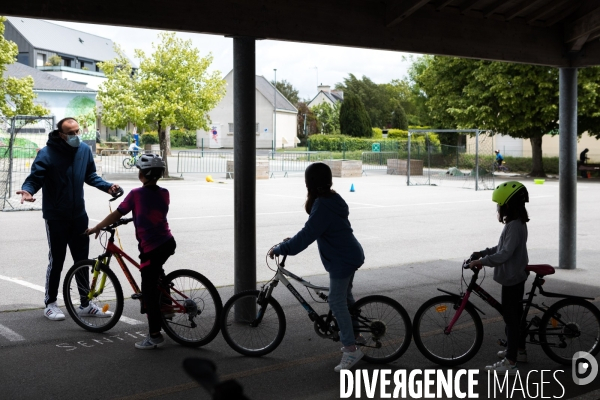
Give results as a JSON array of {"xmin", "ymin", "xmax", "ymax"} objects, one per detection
[
  {"xmin": 197, "ymin": 70, "xmax": 299, "ymax": 149},
  {"xmin": 3, "ymin": 16, "xmax": 126, "ymax": 90},
  {"xmin": 307, "ymin": 85, "xmax": 344, "ymax": 109}
]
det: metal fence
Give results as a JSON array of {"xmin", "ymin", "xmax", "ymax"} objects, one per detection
[
  {"xmin": 176, "ymin": 151, "xmax": 332, "ymax": 176},
  {"xmin": 176, "ymin": 151, "xmax": 234, "ymax": 174},
  {"xmin": 1, "ymin": 115, "xmax": 54, "ymax": 211},
  {"xmin": 361, "ymin": 152, "xmax": 399, "ymax": 174},
  {"xmin": 99, "ymin": 149, "xmax": 164, "ymax": 176},
  {"xmin": 268, "ymin": 151, "xmax": 332, "ymax": 176}
]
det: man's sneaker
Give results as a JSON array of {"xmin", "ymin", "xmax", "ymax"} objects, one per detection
[
  {"xmin": 44, "ymin": 302, "xmax": 65, "ymax": 321},
  {"xmin": 334, "ymin": 348, "xmax": 364, "ymax": 372},
  {"xmin": 485, "ymin": 358, "xmax": 518, "ymax": 375},
  {"xmin": 135, "ymin": 334, "xmax": 165, "ymax": 350},
  {"xmin": 78, "ymin": 303, "xmax": 113, "ymax": 318},
  {"xmin": 497, "ymin": 349, "xmax": 527, "ymax": 363}
]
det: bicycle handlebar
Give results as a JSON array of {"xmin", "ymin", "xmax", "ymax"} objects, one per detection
[
  {"xmin": 109, "ymin": 187, "xmax": 124, "ymax": 202},
  {"xmin": 101, "ymin": 218, "xmax": 133, "ymax": 231}
]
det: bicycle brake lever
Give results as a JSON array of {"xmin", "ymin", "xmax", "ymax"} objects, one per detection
[{"xmin": 109, "ymin": 187, "xmax": 124, "ymax": 202}]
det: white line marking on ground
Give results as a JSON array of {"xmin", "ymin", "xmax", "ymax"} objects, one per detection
[
  {"xmin": 0, "ymin": 324, "xmax": 25, "ymax": 341},
  {"xmin": 0, "ymin": 275, "xmax": 63, "ymax": 300},
  {"xmin": 119, "ymin": 316, "xmax": 144, "ymax": 325}
]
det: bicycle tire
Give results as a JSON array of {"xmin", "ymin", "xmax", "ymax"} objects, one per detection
[
  {"xmin": 63, "ymin": 259, "xmax": 124, "ymax": 333},
  {"xmin": 220, "ymin": 290, "xmax": 286, "ymax": 357},
  {"xmin": 351, "ymin": 295, "xmax": 412, "ymax": 364},
  {"xmin": 122, "ymin": 157, "xmax": 133, "ymax": 169},
  {"xmin": 159, "ymin": 269, "xmax": 223, "ymax": 347},
  {"xmin": 540, "ymin": 298, "xmax": 600, "ymax": 365},
  {"xmin": 413, "ymin": 295, "xmax": 483, "ymax": 366}
]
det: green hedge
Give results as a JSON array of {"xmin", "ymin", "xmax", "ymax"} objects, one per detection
[
  {"xmin": 307, "ymin": 134, "xmax": 400, "ymax": 152},
  {"xmin": 141, "ymin": 132, "xmax": 159, "ymax": 145},
  {"xmin": 372, "ymin": 128, "xmax": 383, "ymax": 139},
  {"xmin": 387, "ymin": 129, "xmax": 408, "ymax": 139},
  {"xmin": 170, "ymin": 129, "xmax": 196, "ymax": 147}
]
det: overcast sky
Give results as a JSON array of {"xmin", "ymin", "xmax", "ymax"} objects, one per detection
[{"xmin": 48, "ymin": 20, "xmax": 418, "ymax": 101}]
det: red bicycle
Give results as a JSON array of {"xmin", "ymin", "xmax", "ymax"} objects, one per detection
[
  {"xmin": 412, "ymin": 258, "xmax": 600, "ymax": 366},
  {"xmin": 62, "ymin": 192, "xmax": 222, "ymax": 347}
]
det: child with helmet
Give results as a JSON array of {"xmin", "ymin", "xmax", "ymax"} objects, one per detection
[
  {"xmin": 468, "ymin": 181, "xmax": 530, "ymax": 375},
  {"xmin": 268, "ymin": 162, "xmax": 365, "ymax": 372},
  {"xmin": 86, "ymin": 154, "xmax": 175, "ymax": 349}
]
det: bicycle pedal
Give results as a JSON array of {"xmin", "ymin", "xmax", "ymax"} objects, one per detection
[{"xmin": 131, "ymin": 293, "xmax": 143, "ymax": 300}]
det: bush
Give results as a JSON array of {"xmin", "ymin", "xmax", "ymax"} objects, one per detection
[
  {"xmin": 308, "ymin": 134, "xmax": 399, "ymax": 152},
  {"xmin": 387, "ymin": 129, "xmax": 408, "ymax": 139},
  {"xmin": 372, "ymin": 128, "xmax": 383, "ymax": 139},
  {"xmin": 106, "ymin": 135, "xmax": 119, "ymax": 142},
  {"xmin": 141, "ymin": 132, "xmax": 159, "ymax": 145},
  {"xmin": 170, "ymin": 129, "xmax": 196, "ymax": 147},
  {"xmin": 339, "ymin": 94, "xmax": 372, "ymax": 137}
]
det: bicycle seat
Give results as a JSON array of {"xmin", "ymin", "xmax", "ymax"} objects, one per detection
[{"xmin": 526, "ymin": 264, "xmax": 555, "ymax": 276}]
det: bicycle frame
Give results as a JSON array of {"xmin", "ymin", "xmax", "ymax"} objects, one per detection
[
  {"xmin": 441, "ymin": 266, "xmax": 594, "ymax": 346},
  {"xmin": 90, "ymin": 225, "xmax": 189, "ymax": 315}
]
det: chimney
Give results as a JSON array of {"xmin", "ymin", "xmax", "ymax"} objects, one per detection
[{"xmin": 317, "ymin": 84, "xmax": 331, "ymax": 93}]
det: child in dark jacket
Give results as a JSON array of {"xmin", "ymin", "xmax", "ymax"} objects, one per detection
[
  {"xmin": 269, "ymin": 162, "xmax": 365, "ymax": 372},
  {"xmin": 469, "ymin": 181, "xmax": 530, "ymax": 375},
  {"xmin": 86, "ymin": 154, "xmax": 175, "ymax": 350}
]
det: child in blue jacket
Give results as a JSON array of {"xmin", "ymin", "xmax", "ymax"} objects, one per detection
[{"xmin": 269, "ymin": 162, "xmax": 365, "ymax": 372}]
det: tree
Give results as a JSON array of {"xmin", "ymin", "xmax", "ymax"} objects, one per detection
[
  {"xmin": 391, "ymin": 105, "xmax": 408, "ymax": 130},
  {"xmin": 336, "ymin": 74, "xmax": 393, "ymax": 128},
  {"xmin": 98, "ymin": 33, "xmax": 226, "ymax": 177},
  {"xmin": 339, "ymin": 94, "xmax": 371, "ymax": 137},
  {"xmin": 411, "ymin": 56, "xmax": 600, "ymax": 176},
  {"xmin": 271, "ymin": 79, "xmax": 299, "ymax": 105},
  {"xmin": 0, "ymin": 16, "xmax": 48, "ymax": 118},
  {"xmin": 296, "ymin": 102, "xmax": 318, "ymax": 138},
  {"xmin": 311, "ymin": 101, "xmax": 340, "ymax": 134}
]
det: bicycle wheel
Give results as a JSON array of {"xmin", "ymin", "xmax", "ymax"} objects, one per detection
[
  {"xmin": 413, "ymin": 295, "xmax": 483, "ymax": 366},
  {"xmin": 122, "ymin": 157, "xmax": 133, "ymax": 169},
  {"xmin": 159, "ymin": 269, "xmax": 223, "ymax": 347},
  {"xmin": 63, "ymin": 259, "xmax": 124, "ymax": 333},
  {"xmin": 540, "ymin": 298, "xmax": 600, "ymax": 365},
  {"xmin": 351, "ymin": 295, "xmax": 412, "ymax": 364},
  {"xmin": 220, "ymin": 290, "xmax": 286, "ymax": 356}
]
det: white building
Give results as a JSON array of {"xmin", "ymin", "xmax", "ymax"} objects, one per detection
[
  {"xmin": 307, "ymin": 84, "xmax": 344, "ymax": 108},
  {"xmin": 197, "ymin": 71, "xmax": 298, "ymax": 149}
]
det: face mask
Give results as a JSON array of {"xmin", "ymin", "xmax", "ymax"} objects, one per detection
[{"xmin": 65, "ymin": 134, "xmax": 81, "ymax": 148}]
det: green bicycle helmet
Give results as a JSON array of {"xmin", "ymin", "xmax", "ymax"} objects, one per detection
[{"xmin": 492, "ymin": 181, "xmax": 529, "ymax": 206}]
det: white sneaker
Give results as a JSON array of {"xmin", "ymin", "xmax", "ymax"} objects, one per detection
[
  {"xmin": 485, "ymin": 358, "xmax": 518, "ymax": 375},
  {"xmin": 497, "ymin": 349, "xmax": 527, "ymax": 363},
  {"xmin": 78, "ymin": 302, "xmax": 113, "ymax": 318},
  {"xmin": 44, "ymin": 302, "xmax": 65, "ymax": 321},
  {"xmin": 334, "ymin": 349, "xmax": 364, "ymax": 372}
]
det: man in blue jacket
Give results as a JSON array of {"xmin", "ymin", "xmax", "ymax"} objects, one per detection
[{"xmin": 17, "ymin": 117, "xmax": 120, "ymax": 321}]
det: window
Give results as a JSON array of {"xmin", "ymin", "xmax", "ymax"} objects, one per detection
[
  {"xmin": 36, "ymin": 53, "xmax": 46, "ymax": 67},
  {"xmin": 17, "ymin": 53, "xmax": 29, "ymax": 66},
  {"xmin": 63, "ymin": 58, "xmax": 72, "ymax": 67},
  {"xmin": 228, "ymin": 123, "xmax": 234, "ymax": 134}
]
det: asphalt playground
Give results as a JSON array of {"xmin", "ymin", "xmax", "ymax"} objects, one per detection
[{"xmin": 0, "ymin": 170, "xmax": 599, "ymax": 399}]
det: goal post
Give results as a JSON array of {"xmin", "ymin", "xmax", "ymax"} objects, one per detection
[{"xmin": 406, "ymin": 129, "xmax": 495, "ymax": 191}]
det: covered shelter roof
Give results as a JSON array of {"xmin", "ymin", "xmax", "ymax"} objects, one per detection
[{"xmin": 2, "ymin": 0, "xmax": 600, "ymax": 67}]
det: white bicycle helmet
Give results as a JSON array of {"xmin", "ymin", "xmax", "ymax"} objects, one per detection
[{"xmin": 135, "ymin": 153, "xmax": 165, "ymax": 179}]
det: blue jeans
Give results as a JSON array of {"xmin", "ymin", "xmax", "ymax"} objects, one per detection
[{"xmin": 328, "ymin": 272, "xmax": 357, "ymax": 347}]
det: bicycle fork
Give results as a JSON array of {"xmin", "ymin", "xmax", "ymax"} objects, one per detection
[{"xmin": 445, "ymin": 291, "xmax": 472, "ymax": 334}]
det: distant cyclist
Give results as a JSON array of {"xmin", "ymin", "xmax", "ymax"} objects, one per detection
[{"xmin": 494, "ymin": 150, "xmax": 507, "ymax": 172}]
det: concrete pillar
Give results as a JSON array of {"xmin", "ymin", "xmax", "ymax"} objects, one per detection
[
  {"xmin": 233, "ymin": 37, "xmax": 257, "ymax": 291},
  {"xmin": 559, "ymin": 68, "xmax": 577, "ymax": 269}
]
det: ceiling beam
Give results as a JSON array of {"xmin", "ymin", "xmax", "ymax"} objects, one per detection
[
  {"xmin": 482, "ymin": 0, "xmax": 506, "ymax": 18},
  {"xmin": 565, "ymin": 7, "xmax": 600, "ymax": 43},
  {"xmin": 435, "ymin": 0, "xmax": 455, "ymax": 11},
  {"xmin": 387, "ymin": 0, "xmax": 431, "ymax": 27},
  {"xmin": 568, "ymin": 33, "xmax": 590, "ymax": 52},
  {"xmin": 0, "ymin": 0, "xmax": 569, "ymax": 67},
  {"xmin": 527, "ymin": 0, "xmax": 570, "ymax": 24},
  {"xmin": 459, "ymin": 0, "xmax": 483, "ymax": 15},
  {"xmin": 505, "ymin": 0, "xmax": 546, "ymax": 21}
]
